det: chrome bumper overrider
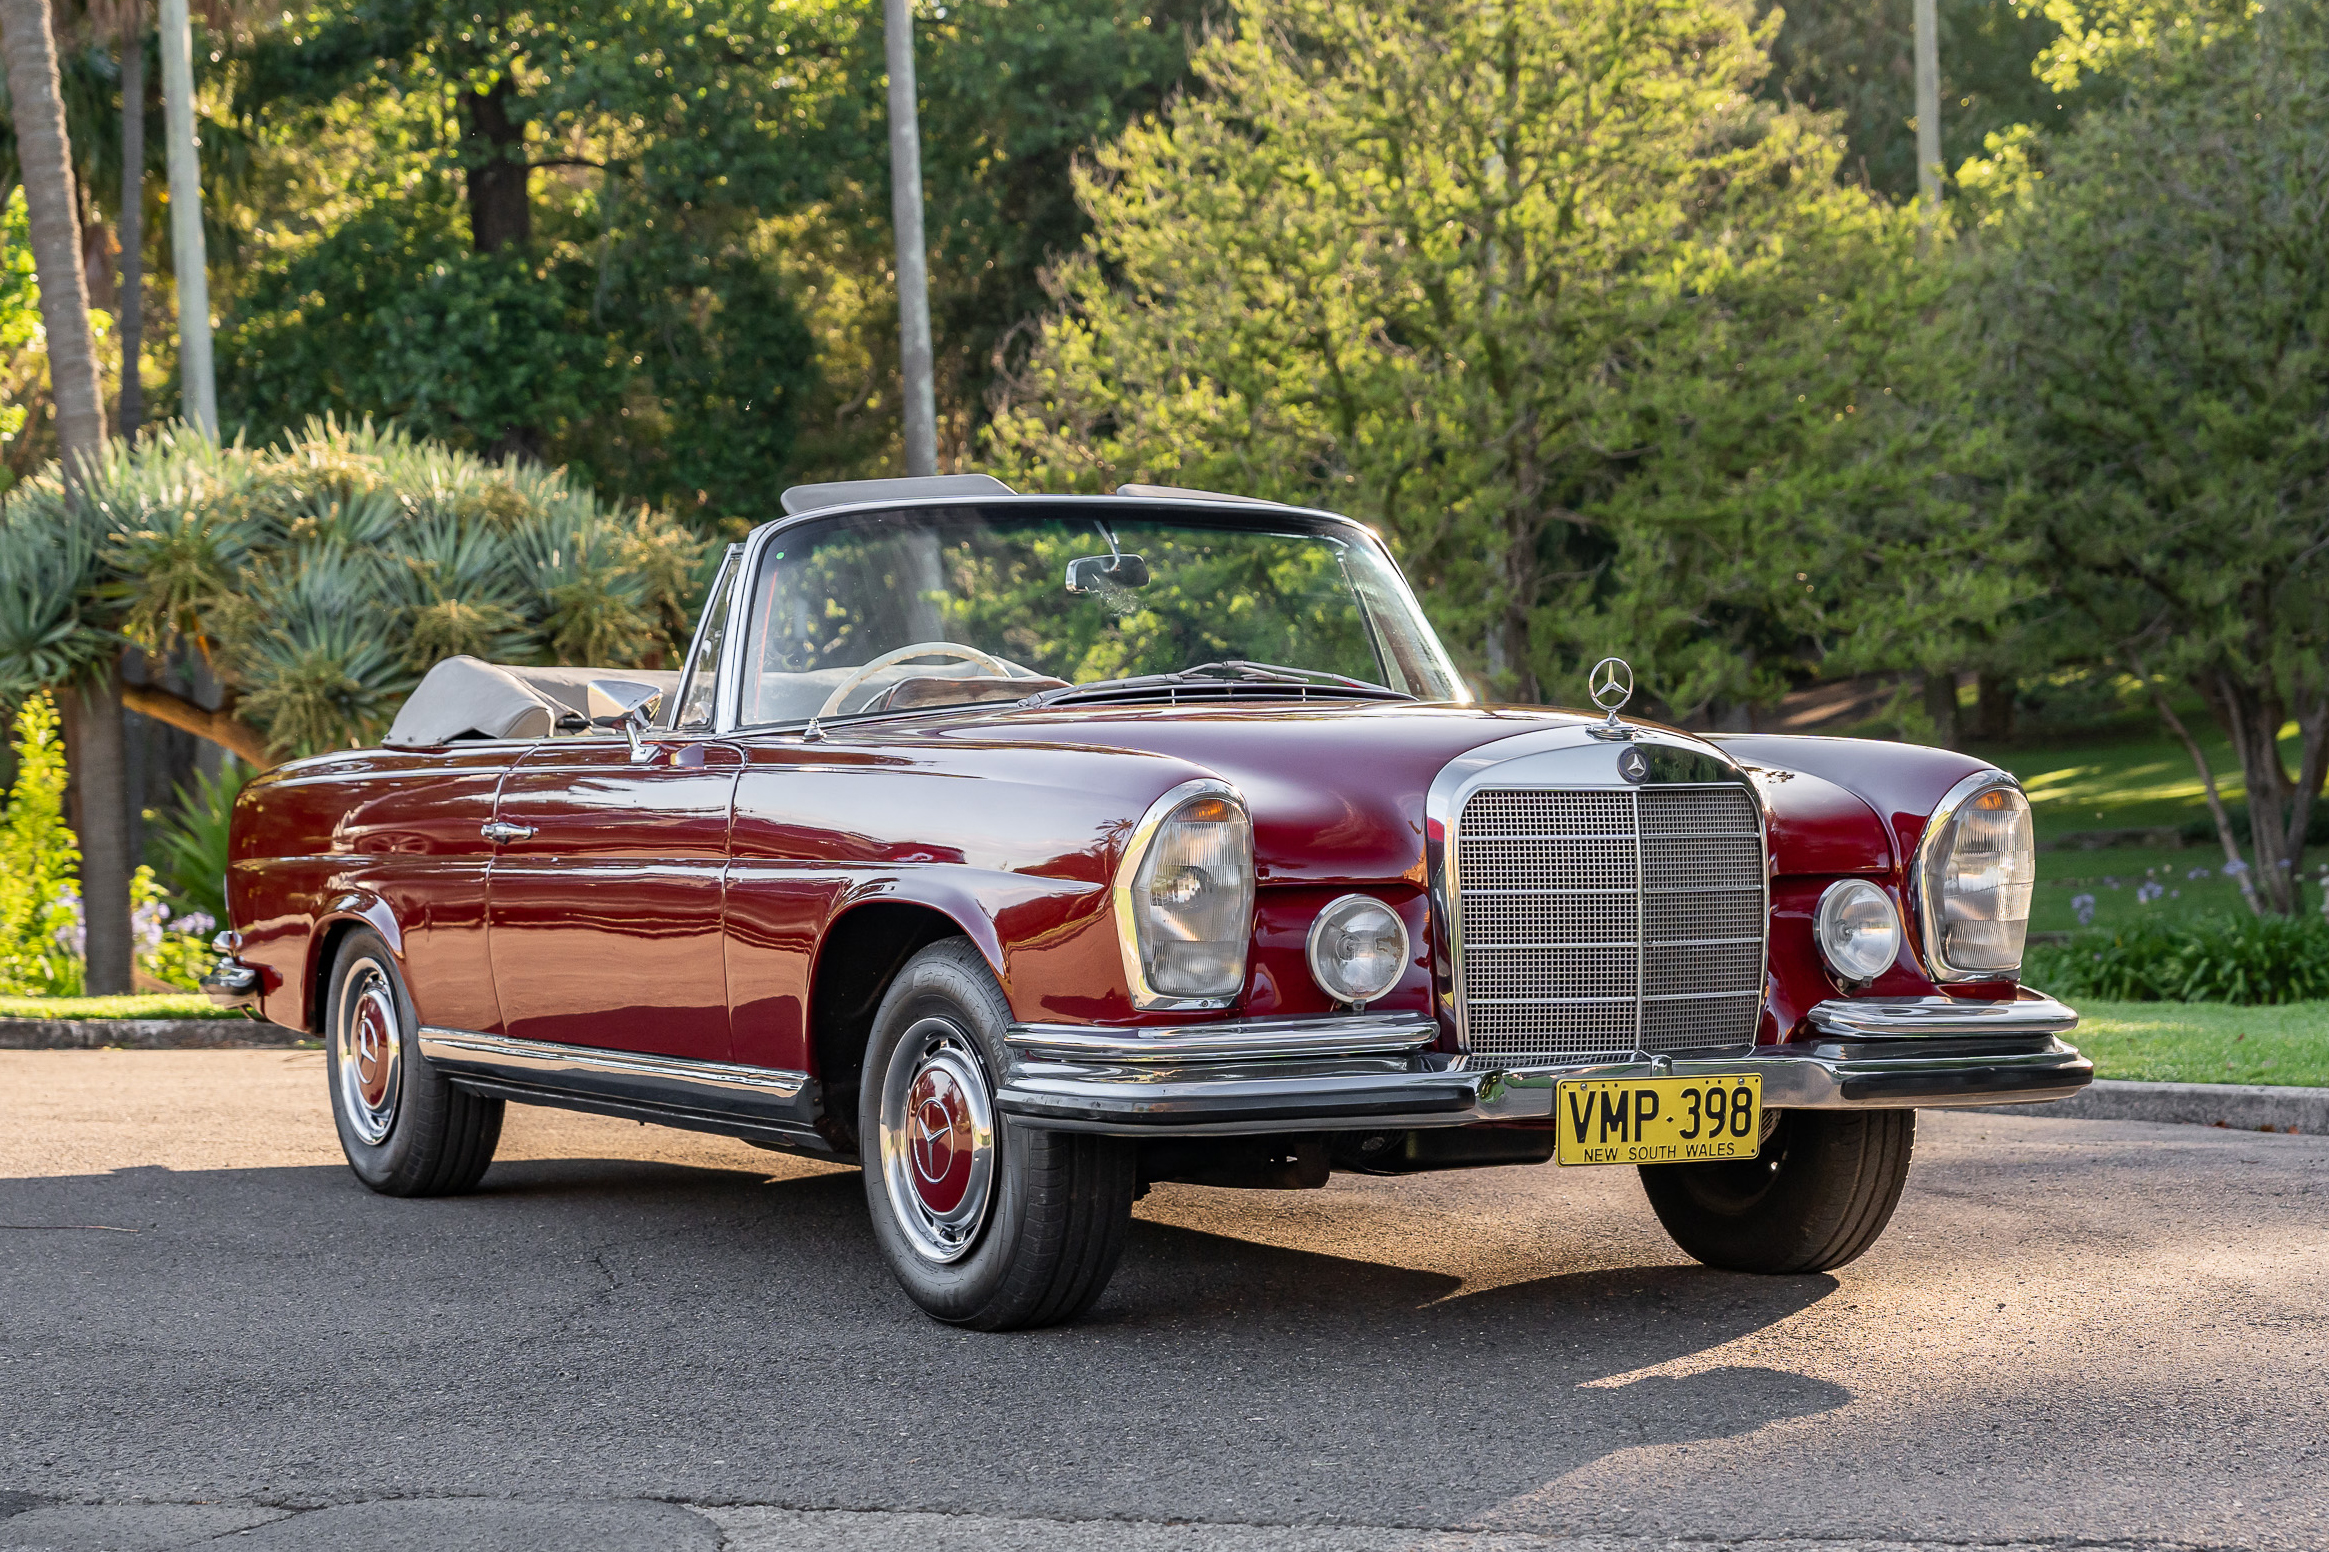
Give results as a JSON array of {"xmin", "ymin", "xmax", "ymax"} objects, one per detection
[
  {"xmin": 200, "ymin": 960, "xmax": 261, "ymax": 1010},
  {"xmin": 997, "ymin": 996, "xmax": 2089, "ymax": 1137}
]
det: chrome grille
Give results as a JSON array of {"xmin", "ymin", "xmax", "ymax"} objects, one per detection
[{"xmin": 1454, "ymin": 783, "xmax": 1766, "ymax": 1066}]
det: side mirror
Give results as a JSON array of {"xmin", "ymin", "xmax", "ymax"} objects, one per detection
[
  {"xmin": 587, "ymin": 679, "xmax": 665, "ymax": 762},
  {"xmin": 1065, "ymin": 552, "xmax": 1151, "ymax": 594}
]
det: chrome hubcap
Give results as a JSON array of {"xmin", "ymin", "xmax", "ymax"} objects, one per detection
[
  {"xmin": 879, "ymin": 1019, "xmax": 996, "ymax": 1264},
  {"xmin": 335, "ymin": 959, "xmax": 402, "ymax": 1146}
]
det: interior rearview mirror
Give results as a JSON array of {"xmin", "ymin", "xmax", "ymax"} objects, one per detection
[{"xmin": 1065, "ymin": 553, "xmax": 1151, "ymax": 593}]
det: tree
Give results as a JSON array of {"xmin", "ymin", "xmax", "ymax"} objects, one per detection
[
  {"xmin": 1972, "ymin": 2, "xmax": 2329, "ymax": 912},
  {"xmin": 2, "ymin": 0, "xmax": 139, "ymax": 993},
  {"xmin": 222, "ymin": 0, "xmax": 841, "ymax": 519},
  {"xmin": 988, "ymin": 0, "xmax": 2020, "ymax": 714}
]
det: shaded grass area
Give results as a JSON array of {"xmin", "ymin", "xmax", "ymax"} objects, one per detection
[
  {"xmin": 2062, "ymin": 999, "xmax": 2329, "ymax": 1088},
  {"xmin": 2028, "ymin": 845, "xmax": 2261, "ymax": 931},
  {"xmin": 1968, "ymin": 721, "xmax": 2303, "ymax": 844},
  {"xmin": 0, "ymin": 994, "xmax": 236, "ymax": 1021}
]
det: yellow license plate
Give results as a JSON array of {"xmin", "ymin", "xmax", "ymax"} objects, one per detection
[{"xmin": 1554, "ymin": 1075, "xmax": 1762, "ymax": 1166}]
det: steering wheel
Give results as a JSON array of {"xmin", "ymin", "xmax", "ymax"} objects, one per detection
[{"xmin": 817, "ymin": 641, "xmax": 1012, "ymax": 719}]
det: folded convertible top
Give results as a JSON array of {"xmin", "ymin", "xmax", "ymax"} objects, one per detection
[{"xmin": 382, "ymin": 656, "xmax": 681, "ymax": 747}]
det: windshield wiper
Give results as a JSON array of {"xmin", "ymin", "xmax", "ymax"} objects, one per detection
[{"xmin": 1022, "ymin": 660, "xmax": 1412, "ymax": 709}]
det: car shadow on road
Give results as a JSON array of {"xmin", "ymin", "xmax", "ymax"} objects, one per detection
[{"xmin": 1, "ymin": 1155, "xmax": 1849, "ymax": 1523}]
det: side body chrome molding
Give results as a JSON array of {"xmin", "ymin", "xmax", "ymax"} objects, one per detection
[{"xmin": 418, "ymin": 1028, "xmax": 833, "ymax": 1155}]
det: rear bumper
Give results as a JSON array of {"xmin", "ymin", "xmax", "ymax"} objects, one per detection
[{"xmin": 999, "ymin": 994, "xmax": 2090, "ymax": 1137}]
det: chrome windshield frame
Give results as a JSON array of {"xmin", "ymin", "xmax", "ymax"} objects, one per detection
[{"xmin": 712, "ymin": 494, "xmax": 1468, "ymax": 736}]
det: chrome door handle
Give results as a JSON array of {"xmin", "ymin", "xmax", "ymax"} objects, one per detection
[{"xmin": 480, "ymin": 821, "xmax": 535, "ymax": 844}]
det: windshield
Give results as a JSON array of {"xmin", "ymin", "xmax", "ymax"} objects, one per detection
[{"xmin": 737, "ymin": 503, "xmax": 1465, "ymax": 726}]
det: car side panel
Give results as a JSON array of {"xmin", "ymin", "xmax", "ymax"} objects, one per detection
[{"xmin": 228, "ymin": 747, "xmax": 518, "ymax": 1034}]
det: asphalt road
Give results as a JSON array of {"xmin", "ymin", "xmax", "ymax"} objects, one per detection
[{"xmin": 2, "ymin": 1050, "xmax": 2324, "ymax": 1552}]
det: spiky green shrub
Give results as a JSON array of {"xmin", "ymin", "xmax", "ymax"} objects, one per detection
[
  {"xmin": 149, "ymin": 761, "xmax": 249, "ymax": 928},
  {"xmin": 0, "ymin": 417, "xmax": 711, "ymax": 760}
]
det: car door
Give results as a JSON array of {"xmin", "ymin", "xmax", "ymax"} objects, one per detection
[{"xmin": 483, "ymin": 736, "xmax": 742, "ymax": 1060}]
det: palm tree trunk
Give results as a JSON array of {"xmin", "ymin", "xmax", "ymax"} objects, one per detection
[
  {"xmin": 1, "ymin": 0, "xmax": 110, "ymax": 464},
  {"xmin": 3, "ymin": 0, "xmax": 133, "ymax": 993},
  {"xmin": 118, "ymin": 6, "xmax": 146, "ymax": 435}
]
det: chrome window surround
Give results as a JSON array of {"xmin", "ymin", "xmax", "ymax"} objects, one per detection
[
  {"xmin": 1111, "ymin": 777, "xmax": 1254, "ymax": 1012},
  {"xmin": 1423, "ymin": 724, "xmax": 1772, "ymax": 1068},
  {"xmin": 668, "ymin": 542, "xmax": 743, "ymax": 732},
  {"xmin": 705, "ymin": 493, "xmax": 1470, "ymax": 736},
  {"xmin": 1912, "ymin": 769, "xmax": 2032, "ymax": 984}
]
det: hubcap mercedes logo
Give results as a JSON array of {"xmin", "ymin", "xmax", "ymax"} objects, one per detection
[
  {"xmin": 1588, "ymin": 657, "xmax": 1634, "ymax": 713},
  {"xmin": 1618, "ymin": 745, "xmax": 1649, "ymax": 783}
]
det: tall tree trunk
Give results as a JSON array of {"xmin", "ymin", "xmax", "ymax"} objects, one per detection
[
  {"xmin": 63, "ymin": 672, "xmax": 135, "ymax": 994},
  {"xmin": 159, "ymin": 0, "xmax": 215, "ymax": 434},
  {"xmin": 1, "ymin": 0, "xmax": 110, "ymax": 463},
  {"xmin": 118, "ymin": 6, "xmax": 146, "ymax": 435},
  {"xmin": 1922, "ymin": 669, "xmax": 1961, "ymax": 748},
  {"xmin": 4, "ymin": 0, "xmax": 136, "ymax": 993},
  {"xmin": 1972, "ymin": 671, "xmax": 2014, "ymax": 742},
  {"xmin": 462, "ymin": 76, "xmax": 531, "ymax": 254}
]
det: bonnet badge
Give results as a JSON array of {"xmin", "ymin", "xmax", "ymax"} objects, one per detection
[
  {"xmin": 1618, "ymin": 745, "xmax": 1650, "ymax": 782},
  {"xmin": 1586, "ymin": 656, "xmax": 1637, "ymax": 741}
]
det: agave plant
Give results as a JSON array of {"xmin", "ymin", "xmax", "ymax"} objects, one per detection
[{"xmin": 0, "ymin": 415, "xmax": 709, "ymax": 765}]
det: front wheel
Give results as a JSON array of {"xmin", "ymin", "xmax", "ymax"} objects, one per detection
[
  {"xmin": 859, "ymin": 939, "xmax": 1136, "ymax": 1329},
  {"xmin": 1639, "ymin": 1108, "xmax": 1914, "ymax": 1274},
  {"xmin": 325, "ymin": 929, "xmax": 503, "ymax": 1197}
]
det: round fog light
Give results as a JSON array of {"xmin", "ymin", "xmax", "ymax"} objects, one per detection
[
  {"xmin": 1816, "ymin": 879, "xmax": 1901, "ymax": 985},
  {"xmin": 1307, "ymin": 894, "xmax": 1411, "ymax": 1006}
]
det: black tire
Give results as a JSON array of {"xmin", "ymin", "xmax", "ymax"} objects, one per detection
[
  {"xmin": 324, "ymin": 929, "xmax": 503, "ymax": 1197},
  {"xmin": 859, "ymin": 938, "xmax": 1136, "ymax": 1330},
  {"xmin": 1638, "ymin": 1108, "xmax": 1915, "ymax": 1274}
]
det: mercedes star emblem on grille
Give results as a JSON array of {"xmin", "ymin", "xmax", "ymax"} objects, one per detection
[{"xmin": 1618, "ymin": 745, "xmax": 1649, "ymax": 782}]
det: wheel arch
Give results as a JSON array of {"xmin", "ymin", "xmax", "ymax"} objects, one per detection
[
  {"xmin": 302, "ymin": 893, "xmax": 406, "ymax": 1035},
  {"xmin": 806, "ymin": 899, "xmax": 991, "ymax": 1152}
]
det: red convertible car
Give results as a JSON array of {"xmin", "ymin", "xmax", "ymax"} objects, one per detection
[{"xmin": 207, "ymin": 476, "xmax": 2086, "ymax": 1329}]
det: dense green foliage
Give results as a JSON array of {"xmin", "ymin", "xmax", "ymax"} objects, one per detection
[
  {"xmin": 2028, "ymin": 915, "xmax": 2329, "ymax": 1006},
  {"xmin": 986, "ymin": 0, "xmax": 2023, "ymax": 715},
  {"xmin": 149, "ymin": 761, "xmax": 249, "ymax": 927},
  {"xmin": 0, "ymin": 695, "xmax": 86, "ymax": 996}
]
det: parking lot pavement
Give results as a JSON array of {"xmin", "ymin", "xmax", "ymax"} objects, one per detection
[{"xmin": 2, "ymin": 1050, "xmax": 2324, "ymax": 1552}]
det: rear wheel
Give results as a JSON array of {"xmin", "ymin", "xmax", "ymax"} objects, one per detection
[
  {"xmin": 325, "ymin": 929, "xmax": 503, "ymax": 1197},
  {"xmin": 859, "ymin": 939, "xmax": 1136, "ymax": 1329},
  {"xmin": 1639, "ymin": 1108, "xmax": 1914, "ymax": 1274}
]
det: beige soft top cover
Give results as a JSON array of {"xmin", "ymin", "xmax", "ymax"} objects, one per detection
[{"xmin": 382, "ymin": 656, "xmax": 681, "ymax": 747}]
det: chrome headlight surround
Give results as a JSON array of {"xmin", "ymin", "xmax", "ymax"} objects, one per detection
[
  {"xmin": 1814, "ymin": 878, "xmax": 1902, "ymax": 989},
  {"xmin": 1306, "ymin": 893, "xmax": 1411, "ymax": 1008},
  {"xmin": 1913, "ymin": 771, "xmax": 2036, "ymax": 982},
  {"xmin": 1113, "ymin": 778, "xmax": 1256, "ymax": 1011}
]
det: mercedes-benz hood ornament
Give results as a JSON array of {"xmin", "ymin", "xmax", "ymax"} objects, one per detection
[{"xmin": 1586, "ymin": 656, "xmax": 1637, "ymax": 741}]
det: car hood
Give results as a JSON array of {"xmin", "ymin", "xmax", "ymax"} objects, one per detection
[{"xmin": 884, "ymin": 700, "xmax": 1900, "ymax": 883}]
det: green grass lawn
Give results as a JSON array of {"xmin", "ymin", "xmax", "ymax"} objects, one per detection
[
  {"xmin": 2064, "ymin": 999, "xmax": 2329, "ymax": 1088},
  {"xmin": 0, "ymin": 993, "xmax": 236, "ymax": 1021}
]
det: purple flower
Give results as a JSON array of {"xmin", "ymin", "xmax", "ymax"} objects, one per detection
[{"xmin": 2071, "ymin": 892, "xmax": 2097, "ymax": 927}]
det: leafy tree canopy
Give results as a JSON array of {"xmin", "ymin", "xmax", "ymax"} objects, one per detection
[{"xmin": 1971, "ymin": 0, "xmax": 2329, "ymax": 909}]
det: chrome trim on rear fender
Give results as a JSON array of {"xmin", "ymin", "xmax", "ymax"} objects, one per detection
[
  {"xmin": 1005, "ymin": 1012, "xmax": 1437, "ymax": 1064},
  {"xmin": 418, "ymin": 1028, "xmax": 809, "ymax": 1100},
  {"xmin": 201, "ymin": 961, "xmax": 260, "ymax": 1009},
  {"xmin": 1807, "ymin": 991, "xmax": 2077, "ymax": 1039}
]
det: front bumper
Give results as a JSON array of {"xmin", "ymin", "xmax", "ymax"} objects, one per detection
[{"xmin": 999, "ymin": 994, "xmax": 2090, "ymax": 1137}]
